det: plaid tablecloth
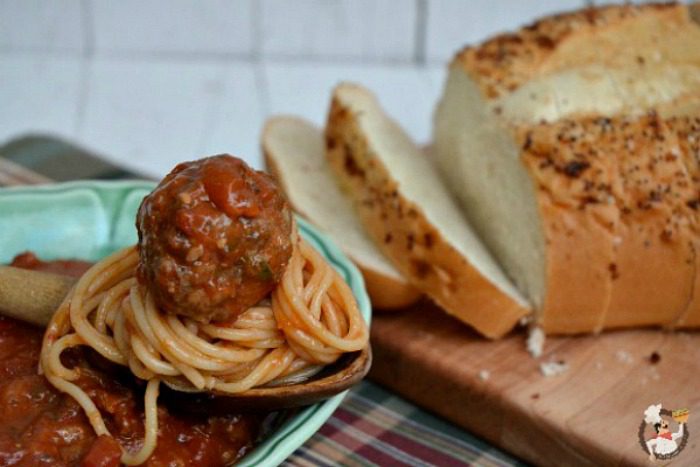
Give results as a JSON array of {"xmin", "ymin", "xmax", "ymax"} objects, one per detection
[{"xmin": 0, "ymin": 136, "xmax": 526, "ymax": 467}]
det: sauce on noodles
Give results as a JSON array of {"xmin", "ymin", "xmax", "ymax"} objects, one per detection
[
  {"xmin": 1, "ymin": 255, "xmax": 265, "ymax": 467},
  {"xmin": 37, "ymin": 155, "xmax": 369, "ymax": 465}
]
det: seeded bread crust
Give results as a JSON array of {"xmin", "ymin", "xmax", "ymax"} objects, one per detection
[
  {"xmin": 669, "ymin": 115, "xmax": 700, "ymax": 328},
  {"xmin": 601, "ymin": 115, "xmax": 696, "ymax": 329},
  {"xmin": 517, "ymin": 119, "xmax": 617, "ymax": 333},
  {"xmin": 262, "ymin": 116, "xmax": 421, "ymax": 310},
  {"xmin": 519, "ymin": 114, "xmax": 699, "ymax": 333},
  {"xmin": 435, "ymin": 2, "xmax": 700, "ymax": 334},
  {"xmin": 456, "ymin": 3, "xmax": 693, "ymax": 99},
  {"xmin": 326, "ymin": 87, "xmax": 529, "ymax": 338}
]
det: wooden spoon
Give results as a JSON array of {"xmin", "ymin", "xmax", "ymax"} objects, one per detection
[{"xmin": 0, "ymin": 265, "xmax": 372, "ymax": 411}]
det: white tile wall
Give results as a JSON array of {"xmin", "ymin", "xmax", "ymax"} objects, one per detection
[
  {"xmin": 424, "ymin": 0, "xmax": 586, "ymax": 63},
  {"xmin": 0, "ymin": 56, "xmax": 83, "ymax": 142},
  {"xmin": 0, "ymin": 0, "xmax": 677, "ymax": 61},
  {"xmin": 260, "ymin": 0, "xmax": 418, "ymax": 62},
  {"xmin": 0, "ymin": 0, "xmax": 84, "ymax": 53},
  {"xmin": 0, "ymin": 0, "xmax": 672, "ymax": 175},
  {"xmin": 91, "ymin": 0, "xmax": 255, "ymax": 56},
  {"xmin": 198, "ymin": 64, "xmax": 264, "ymax": 169},
  {"xmin": 78, "ymin": 58, "xmax": 239, "ymax": 177},
  {"xmin": 265, "ymin": 62, "xmax": 442, "ymax": 144}
]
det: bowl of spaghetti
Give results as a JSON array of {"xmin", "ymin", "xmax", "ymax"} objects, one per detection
[{"xmin": 0, "ymin": 164, "xmax": 371, "ymax": 466}]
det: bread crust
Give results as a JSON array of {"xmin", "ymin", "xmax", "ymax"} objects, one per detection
[
  {"xmin": 518, "ymin": 120, "xmax": 618, "ymax": 333},
  {"xmin": 326, "ymin": 87, "xmax": 529, "ymax": 338},
  {"xmin": 262, "ymin": 116, "xmax": 421, "ymax": 311},
  {"xmin": 669, "ymin": 116, "xmax": 700, "ymax": 328},
  {"xmin": 518, "ymin": 114, "xmax": 698, "ymax": 333},
  {"xmin": 601, "ymin": 115, "xmax": 696, "ymax": 329},
  {"xmin": 436, "ymin": 2, "xmax": 700, "ymax": 334},
  {"xmin": 455, "ymin": 3, "xmax": 692, "ymax": 99},
  {"xmin": 360, "ymin": 266, "xmax": 423, "ymax": 311}
]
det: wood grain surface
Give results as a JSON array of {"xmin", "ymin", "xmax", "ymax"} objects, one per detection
[{"xmin": 368, "ymin": 300, "xmax": 700, "ymax": 466}]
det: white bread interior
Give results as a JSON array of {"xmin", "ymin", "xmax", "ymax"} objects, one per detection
[
  {"xmin": 262, "ymin": 116, "xmax": 421, "ymax": 310},
  {"xmin": 434, "ymin": 3, "xmax": 700, "ymax": 334},
  {"xmin": 327, "ymin": 83, "xmax": 530, "ymax": 338}
]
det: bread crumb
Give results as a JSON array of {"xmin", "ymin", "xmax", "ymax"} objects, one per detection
[
  {"xmin": 527, "ymin": 327, "xmax": 545, "ymax": 358},
  {"xmin": 615, "ymin": 349, "xmax": 634, "ymax": 364},
  {"xmin": 540, "ymin": 360, "xmax": 569, "ymax": 377},
  {"xmin": 478, "ymin": 370, "xmax": 490, "ymax": 381}
]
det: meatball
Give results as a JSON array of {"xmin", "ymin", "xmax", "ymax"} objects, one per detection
[{"xmin": 136, "ymin": 155, "xmax": 293, "ymax": 322}]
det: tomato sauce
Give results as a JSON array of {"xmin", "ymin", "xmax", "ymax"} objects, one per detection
[
  {"xmin": 10, "ymin": 252, "xmax": 92, "ymax": 277},
  {"xmin": 0, "ymin": 254, "xmax": 269, "ymax": 466}
]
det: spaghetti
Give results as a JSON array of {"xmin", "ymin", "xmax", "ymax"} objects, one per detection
[{"xmin": 39, "ymin": 237, "xmax": 367, "ymax": 465}]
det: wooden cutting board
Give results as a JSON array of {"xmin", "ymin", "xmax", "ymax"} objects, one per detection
[{"xmin": 368, "ymin": 301, "xmax": 700, "ymax": 466}]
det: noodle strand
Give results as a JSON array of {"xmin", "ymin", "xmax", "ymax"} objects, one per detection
[{"xmin": 40, "ymin": 238, "xmax": 367, "ymax": 465}]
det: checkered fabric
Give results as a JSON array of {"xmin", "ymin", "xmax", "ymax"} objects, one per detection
[{"xmin": 285, "ymin": 382, "xmax": 524, "ymax": 467}]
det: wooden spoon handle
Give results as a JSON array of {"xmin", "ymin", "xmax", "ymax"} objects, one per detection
[{"xmin": 0, "ymin": 266, "xmax": 75, "ymax": 326}]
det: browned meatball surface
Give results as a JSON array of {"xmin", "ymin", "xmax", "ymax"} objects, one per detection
[{"xmin": 136, "ymin": 155, "xmax": 293, "ymax": 322}]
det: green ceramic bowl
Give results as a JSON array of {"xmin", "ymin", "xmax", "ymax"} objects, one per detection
[{"xmin": 0, "ymin": 180, "xmax": 372, "ymax": 467}]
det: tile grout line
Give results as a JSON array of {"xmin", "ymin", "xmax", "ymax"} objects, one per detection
[
  {"xmin": 251, "ymin": 0, "xmax": 263, "ymax": 63},
  {"xmin": 195, "ymin": 62, "xmax": 230, "ymax": 157},
  {"xmin": 251, "ymin": 0, "xmax": 271, "ymax": 122},
  {"xmin": 81, "ymin": 0, "xmax": 95, "ymax": 59},
  {"xmin": 0, "ymin": 0, "xmax": 417, "ymax": 69},
  {"xmin": 0, "ymin": 48, "xmax": 421, "ymax": 66},
  {"xmin": 252, "ymin": 0, "xmax": 271, "ymax": 166},
  {"xmin": 197, "ymin": 0, "xmax": 267, "ymax": 158},
  {"xmin": 254, "ymin": 62, "xmax": 271, "ymax": 129},
  {"xmin": 413, "ymin": 0, "xmax": 428, "ymax": 66},
  {"xmin": 0, "ymin": 0, "xmax": 601, "ymax": 67},
  {"xmin": 74, "ymin": 0, "xmax": 95, "ymax": 138}
]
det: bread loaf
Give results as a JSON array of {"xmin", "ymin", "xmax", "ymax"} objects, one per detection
[
  {"xmin": 262, "ymin": 116, "xmax": 421, "ymax": 310},
  {"xmin": 433, "ymin": 2, "xmax": 700, "ymax": 334},
  {"xmin": 326, "ymin": 83, "xmax": 530, "ymax": 338}
]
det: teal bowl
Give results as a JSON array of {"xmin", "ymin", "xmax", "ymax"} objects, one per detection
[{"xmin": 0, "ymin": 180, "xmax": 372, "ymax": 467}]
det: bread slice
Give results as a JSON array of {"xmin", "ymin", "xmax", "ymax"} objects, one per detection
[
  {"xmin": 669, "ymin": 115, "xmax": 700, "ymax": 329},
  {"xmin": 433, "ymin": 3, "xmax": 700, "ymax": 334},
  {"xmin": 262, "ymin": 116, "xmax": 421, "ymax": 310},
  {"xmin": 325, "ymin": 83, "xmax": 530, "ymax": 338}
]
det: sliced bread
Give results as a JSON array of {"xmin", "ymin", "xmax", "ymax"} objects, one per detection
[
  {"xmin": 433, "ymin": 2, "xmax": 700, "ymax": 334},
  {"xmin": 262, "ymin": 116, "xmax": 421, "ymax": 310},
  {"xmin": 668, "ymin": 115, "xmax": 700, "ymax": 329},
  {"xmin": 325, "ymin": 83, "xmax": 531, "ymax": 338}
]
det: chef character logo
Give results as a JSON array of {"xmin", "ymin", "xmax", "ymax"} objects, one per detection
[{"xmin": 638, "ymin": 404, "xmax": 690, "ymax": 461}]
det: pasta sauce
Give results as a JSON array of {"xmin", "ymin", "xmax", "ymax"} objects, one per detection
[{"xmin": 0, "ymin": 254, "xmax": 266, "ymax": 466}]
